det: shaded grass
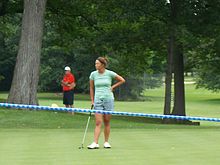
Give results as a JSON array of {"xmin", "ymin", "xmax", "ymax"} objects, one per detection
[
  {"xmin": 1, "ymin": 107, "xmax": 220, "ymax": 130},
  {"xmin": 0, "ymin": 107, "xmax": 163, "ymax": 129}
]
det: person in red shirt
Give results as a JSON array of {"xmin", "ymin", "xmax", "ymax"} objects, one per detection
[{"xmin": 61, "ymin": 66, "xmax": 76, "ymax": 109}]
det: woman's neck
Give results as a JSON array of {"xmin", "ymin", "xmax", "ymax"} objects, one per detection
[{"xmin": 98, "ymin": 68, "xmax": 105, "ymax": 74}]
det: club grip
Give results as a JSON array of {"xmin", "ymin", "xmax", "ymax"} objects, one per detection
[{"xmin": 91, "ymin": 104, "xmax": 94, "ymax": 110}]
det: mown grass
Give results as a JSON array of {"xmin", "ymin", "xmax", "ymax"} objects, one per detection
[{"xmin": 1, "ymin": 84, "xmax": 220, "ymax": 165}]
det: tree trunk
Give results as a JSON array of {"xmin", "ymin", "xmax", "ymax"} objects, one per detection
[
  {"xmin": 163, "ymin": 34, "xmax": 174, "ymax": 115},
  {"xmin": 164, "ymin": 0, "xmax": 187, "ymax": 118},
  {"xmin": 8, "ymin": 0, "xmax": 47, "ymax": 105},
  {"xmin": 163, "ymin": 0, "xmax": 176, "ymax": 115},
  {"xmin": 172, "ymin": 45, "xmax": 186, "ymax": 116},
  {"xmin": 0, "ymin": 0, "xmax": 8, "ymax": 16}
]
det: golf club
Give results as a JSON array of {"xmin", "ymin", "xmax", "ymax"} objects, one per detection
[{"xmin": 78, "ymin": 104, "xmax": 94, "ymax": 149}]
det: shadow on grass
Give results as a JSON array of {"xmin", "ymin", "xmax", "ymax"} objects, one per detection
[
  {"xmin": 113, "ymin": 115, "xmax": 162, "ymax": 124},
  {"xmin": 0, "ymin": 98, "xmax": 6, "ymax": 102},
  {"xmin": 116, "ymin": 95, "xmax": 164, "ymax": 102},
  {"xmin": 38, "ymin": 93, "xmax": 90, "ymax": 101},
  {"xmin": 1, "ymin": 108, "xmax": 220, "ymax": 129},
  {"xmin": 78, "ymin": 113, "xmax": 204, "ymax": 128},
  {"xmin": 202, "ymin": 98, "xmax": 220, "ymax": 105}
]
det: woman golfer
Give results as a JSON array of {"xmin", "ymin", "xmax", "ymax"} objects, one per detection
[{"xmin": 87, "ymin": 57, "xmax": 125, "ymax": 149}]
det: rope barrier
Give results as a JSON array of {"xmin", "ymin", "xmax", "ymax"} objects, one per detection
[{"xmin": 1, "ymin": 103, "xmax": 220, "ymax": 122}]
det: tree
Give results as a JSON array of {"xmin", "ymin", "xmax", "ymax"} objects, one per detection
[
  {"xmin": 8, "ymin": 0, "xmax": 47, "ymax": 105},
  {"xmin": 163, "ymin": 0, "xmax": 220, "ymax": 116},
  {"xmin": 167, "ymin": 0, "xmax": 186, "ymax": 116},
  {"xmin": 41, "ymin": 0, "xmax": 166, "ymax": 99},
  {"xmin": 189, "ymin": 37, "xmax": 220, "ymax": 92},
  {"xmin": 188, "ymin": 0, "xmax": 220, "ymax": 92},
  {"xmin": 0, "ymin": 1, "xmax": 23, "ymax": 91},
  {"xmin": 163, "ymin": 0, "xmax": 175, "ymax": 115}
]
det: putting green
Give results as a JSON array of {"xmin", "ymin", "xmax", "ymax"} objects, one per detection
[{"xmin": 1, "ymin": 127, "xmax": 220, "ymax": 165}]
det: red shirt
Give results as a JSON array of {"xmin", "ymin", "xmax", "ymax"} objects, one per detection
[{"xmin": 62, "ymin": 73, "xmax": 75, "ymax": 91}]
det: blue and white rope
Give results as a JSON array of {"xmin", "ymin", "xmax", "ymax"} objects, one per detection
[{"xmin": 0, "ymin": 103, "xmax": 220, "ymax": 122}]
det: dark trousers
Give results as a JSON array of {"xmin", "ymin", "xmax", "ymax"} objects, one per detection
[{"xmin": 63, "ymin": 90, "xmax": 74, "ymax": 105}]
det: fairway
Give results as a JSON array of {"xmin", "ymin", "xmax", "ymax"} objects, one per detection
[{"xmin": 1, "ymin": 84, "xmax": 220, "ymax": 165}]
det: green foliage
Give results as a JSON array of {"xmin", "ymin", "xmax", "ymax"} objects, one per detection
[
  {"xmin": 0, "ymin": 14, "xmax": 21, "ymax": 91},
  {"xmin": 167, "ymin": 0, "xmax": 220, "ymax": 93},
  {"xmin": 115, "ymin": 74, "xmax": 163, "ymax": 100},
  {"xmin": 0, "ymin": 75, "xmax": 4, "ymax": 83},
  {"xmin": 39, "ymin": 0, "xmax": 166, "ymax": 97},
  {"xmin": 193, "ymin": 38, "xmax": 220, "ymax": 92},
  {"xmin": 2, "ymin": 0, "xmax": 220, "ymax": 98}
]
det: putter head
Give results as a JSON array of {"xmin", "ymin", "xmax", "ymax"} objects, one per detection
[{"xmin": 78, "ymin": 145, "xmax": 84, "ymax": 149}]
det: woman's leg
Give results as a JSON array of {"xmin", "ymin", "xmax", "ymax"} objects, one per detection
[
  {"xmin": 94, "ymin": 113, "xmax": 103, "ymax": 143},
  {"xmin": 103, "ymin": 114, "xmax": 111, "ymax": 142}
]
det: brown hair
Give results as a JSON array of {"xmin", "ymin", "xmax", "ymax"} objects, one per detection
[{"xmin": 97, "ymin": 57, "xmax": 108, "ymax": 67}]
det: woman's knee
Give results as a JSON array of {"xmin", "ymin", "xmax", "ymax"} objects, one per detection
[
  {"xmin": 103, "ymin": 119, "xmax": 110, "ymax": 126},
  {"xmin": 95, "ymin": 120, "xmax": 102, "ymax": 127},
  {"xmin": 104, "ymin": 115, "xmax": 111, "ymax": 124}
]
